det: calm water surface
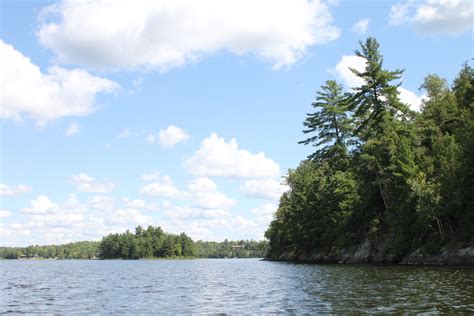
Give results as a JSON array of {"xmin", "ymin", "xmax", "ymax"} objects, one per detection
[{"xmin": 1, "ymin": 259, "xmax": 473, "ymax": 314}]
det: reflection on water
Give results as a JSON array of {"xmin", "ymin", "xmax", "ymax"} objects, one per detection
[{"xmin": 1, "ymin": 259, "xmax": 473, "ymax": 314}]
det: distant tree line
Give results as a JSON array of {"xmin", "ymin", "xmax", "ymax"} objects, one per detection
[
  {"xmin": 265, "ymin": 37, "xmax": 474, "ymax": 260},
  {"xmin": 0, "ymin": 226, "xmax": 268, "ymax": 259},
  {"xmin": 0, "ymin": 241, "xmax": 99, "ymax": 259}
]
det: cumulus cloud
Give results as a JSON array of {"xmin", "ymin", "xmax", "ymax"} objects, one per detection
[
  {"xmin": 140, "ymin": 176, "xmax": 235, "ymax": 210},
  {"xmin": 0, "ymin": 210, "xmax": 12, "ymax": 218},
  {"xmin": 87, "ymin": 195, "xmax": 115, "ymax": 210},
  {"xmin": 230, "ymin": 216, "xmax": 265, "ymax": 240},
  {"xmin": 398, "ymin": 87, "xmax": 426, "ymax": 112},
  {"xmin": 184, "ymin": 133, "xmax": 280, "ymax": 179},
  {"xmin": 0, "ymin": 183, "xmax": 31, "ymax": 197},
  {"xmin": 146, "ymin": 125, "xmax": 190, "ymax": 147},
  {"xmin": 187, "ymin": 177, "xmax": 236, "ymax": 210},
  {"xmin": 140, "ymin": 171, "xmax": 164, "ymax": 182},
  {"xmin": 329, "ymin": 55, "xmax": 367, "ymax": 89},
  {"xmin": 0, "ymin": 40, "xmax": 118, "ymax": 124},
  {"xmin": 165, "ymin": 207, "xmax": 228, "ymax": 220},
  {"xmin": 251, "ymin": 203, "xmax": 277, "ymax": 224},
  {"xmin": 65, "ymin": 122, "xmax": 80, "ymax": 136},
  {"xmin": 71, "ymin": 173, "xmax": 115, "ymax": 193},
  {"xmin": 120, "ymin": 197, "xmax": 160, "ymax": 211},
  {"xmin": 24, "ymin": 195, "xmax": 59, "ymax": 214},
  {"xmin": 330, "ymin": 55, "xmax": 426, "ymax": 111},
  {"xmin": 139, "ymin": 181, "xmax": 180, "ymax": 198},
  {"xmin": 2, "ymin": 194, "xmax": 157, "ymax": 246},
  {"xmin": 352, "ymin": 18, "xmax": 369, "ymax": 34},
  {"xmin": 241, "ymin": 178, "xmax": 289, "ymax": 200},
  {"xmin": 108, "ymin": 208, "xmax": 152, "ymax": 226},
  {"xmin": 158, "ymin": 125, "xmax": 190, "ymax": 147},
  {"xmin": 389, "ymin": 0, "xmax": 473, "ymax": 35},
  {"xmin": 36, "ymin": 0, "xmax": 340, "ymax": 71}
]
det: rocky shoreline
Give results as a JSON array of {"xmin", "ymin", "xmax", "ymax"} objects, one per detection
[{"xmin": 267, "ymin": 240, "xmax": 474, "ymax": 266}]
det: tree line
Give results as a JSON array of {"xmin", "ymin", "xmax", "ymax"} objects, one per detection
[
  {"xmin": 265, "ymin": 37, "xmax": 474, "ymax": 260},
  {"xmin": 0, "ymin": 226, "xmax": 268, "ymax": 259},
  {"xmin": 0, "ymin": 241, "xmax": 99, "ymax": 259}
]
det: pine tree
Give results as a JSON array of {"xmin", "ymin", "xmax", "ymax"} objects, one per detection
[
  {"xmin": 347, "ymin": 37, "xmax": 408, "ymax": 138},
  {"xmin": 299, "ymin": 80, "xmax": 352, "ymax": 163}
]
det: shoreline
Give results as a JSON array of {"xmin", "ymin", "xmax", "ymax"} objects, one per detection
[{"xmin": 265, "ymin": 243, "xmax": 474, "ymax": 266}]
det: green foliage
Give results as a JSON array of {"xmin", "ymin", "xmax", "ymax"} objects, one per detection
[
  {"xmin": 266, "ymin": 37, "xmax": 474, "ymax": 260},
  {"xmin": 299, "ymin": 80, "xmax": 352, "ymax": 164},
  {"xmin": 99, "ymin": 225, "xmax": 195, "ymax": 259},
  {"xmin": 0, "ymin": 241, "xmax": 100, "ymax": 259},
  {"xmin": 348, "ymin": 37, "xmax": 408, "ymax": 138},
  {"xmin": 0, "ymin": 227, "xmax": 268, "ymax": 260}
]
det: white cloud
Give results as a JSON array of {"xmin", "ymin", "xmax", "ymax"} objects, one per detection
[
  {"xmin": 329, "ymin": 55, "xmax": 367, "ymax": 89},
  {"xmin": 1, "ymin": 193, "xmax": 159, "ymax": 246},
  {"xmin": 121, "ymin": 197, "xmax": 160, "ymax": 210},
  {"xmin": 140, "ymin": 182, "xmax": 180, "ymax": 198},
  {"xmin": 0, "ymin": 210, "xmax": 12, "ymax": 218},
  {"xmin": 252, "ymin": 203, "xmax": 276, "ymax": 220},
  {"xmin": 184, "ymin": 133, "xmax": 280, "ymax": 179},
  {"xmin": 0, "ymin": 183, "xmax": 31, "ymax": 197},
  {"xmin": 187, "ymin": 178, "xmax": 236, "ymax": 210},
  {"xmin": 158, "ymin": 125, "xmax": 190, "ymax": 147},
  {"xmin": 251, "ymin": 203, "xmax": 277, "ymax": 229},
  {"xmin": 108, "ymin": 208, "xmax": 152, "ymax": 226},
  {"xmin": 145, "ymin": 125, "xmax": 190, "ymax": 147},
  {"xmin": 331, "ymin": 55, "xmax": 425, "ymax": 111},
  {"xmin": 241, "ymin": 178, "xmax": 289, "ymax": 200},
  {"xmin": 124, "ymin": 198, "xmax": 146, "ymax": 209},
  {"xmin": 71, "ymin": 173, "xmax": 115, "ymax": 193},
  {"xmin": 36, "ymin": 0, "xmax": 340, "ymax": 71},
  {"xmin": 0, "ymin": 40, "xmax": 118, "ymax": 124},
  {"xmin": 140, "ymin": 171, "xmax": 163, "ymax": 182},
  {"xmin": 398, "ymin": 87, "xmax": 426, "ymax": 112},
  {"xmin": 65, "ymin": 122, "xmax": 80, "ymax": 136},
  {"xmin": 87, "ymin": 195, "xmax": 115, "ymax": 210},
  {"xmin": 389, "ymin": 0, "xmax": 473, "ymax": 35},
  {"xmin": 24, "ymin": 195, "xmax": 58, "ymax": 214},
  {"xmin": 352, "ymin": 18, "xmax": 369, "ymax": 34},
  {"xmin": 117, "ymin": 128, "xmax": 138, "ymax": 139},
  {"xmin": 165, "ymin": 207, "xmax": 228, "ymax": 220}
]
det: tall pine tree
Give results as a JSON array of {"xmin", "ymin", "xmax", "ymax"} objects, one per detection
[{"xmin": 299, "ymin": 80, "xmax": 352, "ymax": 165}]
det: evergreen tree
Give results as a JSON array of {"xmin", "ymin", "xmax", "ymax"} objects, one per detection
[
  {"xmin": 299, "ymin": 80, "xmax": 352, "ymax": 164},
  {"xmin": 348, "ymin": 37, "xmax": 408, "ymax": 138},
  {"xmin": 265, "ymin": 39, "xmax": 474, "ymax": 262}
]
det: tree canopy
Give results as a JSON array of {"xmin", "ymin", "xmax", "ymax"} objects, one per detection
[{"xmin": 266, "ymin": 37, "xmax": 474, "ymax": 261}]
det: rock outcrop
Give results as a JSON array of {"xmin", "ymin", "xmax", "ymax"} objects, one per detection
[{"xmin": 271, "ymin": 241, "xmax": 474, "ymax": 266}]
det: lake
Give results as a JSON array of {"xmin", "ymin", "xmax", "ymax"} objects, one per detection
[{"xmin": 1, "ymin": 259, "xmax": 473, "ymax": 314}]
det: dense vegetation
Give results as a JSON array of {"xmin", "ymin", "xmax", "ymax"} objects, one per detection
[
  {"xmin": 0, "ymin": 241, "xmax": 100, "ymax": 259},
  {"xmin": 99, "ymin": 226, "xmax": 195, "ymax": 259},
  {"xmin": 265, "ymin": 38, "xmax": 474, "ymax": 260},
  {"xmin": 0, "ymin": 226, "xmax": 268, "ymax": 259}
]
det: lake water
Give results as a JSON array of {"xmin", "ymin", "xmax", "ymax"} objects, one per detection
[{"xmin": 1, "ymin": 259, "xmax": 473, "ymax": 314}]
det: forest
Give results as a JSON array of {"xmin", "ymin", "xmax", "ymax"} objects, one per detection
[
  {"xmin": 0, "ymin": 225, "xmax": 268, "ymax": 259},
  {"xmin": 265, "ymin": 37, "xmax": 474, "ymax": 262}
]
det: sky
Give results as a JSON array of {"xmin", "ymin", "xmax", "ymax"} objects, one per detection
[{"xmin": 0, "ymin": 0, "xmax": 472, "ymax": 246}]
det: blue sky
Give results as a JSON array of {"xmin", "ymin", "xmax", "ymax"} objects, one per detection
[{"xmin": 0, "ymin": 0, "xmax": 472, "ymax": 246}]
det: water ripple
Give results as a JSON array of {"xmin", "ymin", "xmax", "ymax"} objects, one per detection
[{"xmin": 0, "ymin": 259, "xmax": 473, "ymax": 314}]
